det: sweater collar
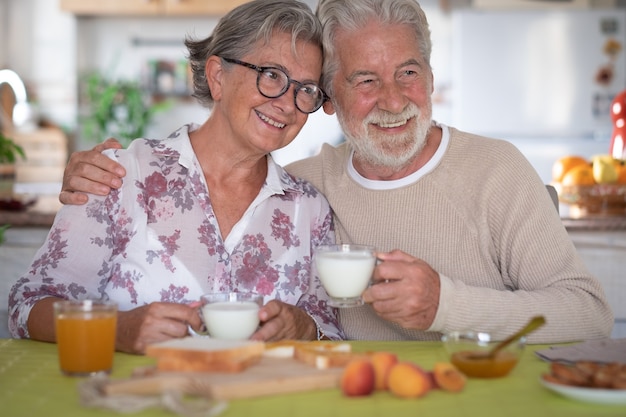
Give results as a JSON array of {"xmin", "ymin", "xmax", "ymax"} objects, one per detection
[{"xmin": 347, "ymin": 122, "xmax": 450, "ymax": 190}]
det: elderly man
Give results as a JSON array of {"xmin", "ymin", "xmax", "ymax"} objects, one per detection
[{"xmin": 57, "ymin": 0, "xmax": 613, "ymax": 343}]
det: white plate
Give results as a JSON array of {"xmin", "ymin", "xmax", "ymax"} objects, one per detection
[{"xmin": 540, "ymin": 378, "xmax": 626, "ymax": 405}]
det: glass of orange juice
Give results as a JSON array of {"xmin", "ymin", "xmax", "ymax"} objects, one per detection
[{"xmin": 53, "ymin": 299, "xmax": 117, "ymax": 376}]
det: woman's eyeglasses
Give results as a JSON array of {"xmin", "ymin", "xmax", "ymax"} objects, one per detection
[{"xmin": 221, "ymin": 57, "xmax": 328, "ymax": 114}]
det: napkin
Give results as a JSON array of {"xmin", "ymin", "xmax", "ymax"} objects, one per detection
[
  {"xmin": 79, "ymin": 374, "xmax": 228, "ymax": 417},
  {"xmin": 534, "ymin": 338, "xmax": 626, "ymax": 364}
]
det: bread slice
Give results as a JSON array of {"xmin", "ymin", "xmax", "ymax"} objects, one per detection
[
  {"xmin": 294, "ymin": 342, "xmax": 363, "ymax": 369},
  {"xmin": 263, "ymin": 340, "xmax": 302, "ymax": 359},
  {"xmin": 264, "ymin": 340, "xmax": 360, "ymax": 369},
  {"xmin": 146, "ymin": 337, "xmax": 265, "ymax": 373}
]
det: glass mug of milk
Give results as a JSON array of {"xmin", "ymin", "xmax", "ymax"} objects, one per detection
[
  {"xmin": 194, "ymin": 292, "xmax": 263, "ymax": 340},
  {"xmin": 313, "ymin": 244, "xmax": 377, "ymax": 308}
]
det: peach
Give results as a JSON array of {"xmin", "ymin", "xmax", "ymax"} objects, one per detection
[
  {"xmin": 370, "ymin": 351, "xmax": 398, "ymax": 390},
  {"xmin": 433, "ymin": 362, "xmax": 467, "ymax": 393},
  {"xmin": 388, "ymin": 361, "xmax": 432, "ymax": 398},
  {"xmin": 340, "ymin": 358, "xmax": 376, "ymax": 397}
]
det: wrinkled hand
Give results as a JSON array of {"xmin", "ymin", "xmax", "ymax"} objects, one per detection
[
  {"xmin": 59, "ymin": 138, "xmax": 126, "ymax": 205},
  {"xmin": 362, "ymin": 250, "xmax": 440, "ymax": 330},
  {"xmin": 251, "ymin": 300, "xmax": 317, "ymax": 342},
  {"xmin": 116, "ymin": 302, "xmax": 203, "ymax": 354}
]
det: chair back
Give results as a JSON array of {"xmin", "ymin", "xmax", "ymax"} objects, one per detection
[{"xmin": 546, "ymin": 184, "xmax": 559, "ymax": 213}]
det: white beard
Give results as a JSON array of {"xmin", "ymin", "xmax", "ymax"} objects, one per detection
[{"xmin": 337, "ymin": 101, "xmax": 432, "ymax": 170}]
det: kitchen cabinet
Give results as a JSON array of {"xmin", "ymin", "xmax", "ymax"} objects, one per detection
[
  {"xmin": 472, "ymin": 0, "xmax": 593, "ymax": 9},
  {"xmin": 0, "ymin": 227, "xmax": 50, "ymax": 338},
  {"xmin": 164, "ymin": 0, "xmax": 249, "ymax": 15},
  {"xmin": 568, "ymin": 230, "xmax": 626, "ymax": 339},
  {"xmin": 59, "ymin": 0, "xmax": 250, "ymax": 16}
]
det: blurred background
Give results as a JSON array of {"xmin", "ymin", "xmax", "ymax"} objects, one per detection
[{"xmin": 1, "ymin": 0, "xmax": 625, "ymax": 339}]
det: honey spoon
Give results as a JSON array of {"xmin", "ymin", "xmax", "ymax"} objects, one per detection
[{"xmin": 471, "ymin": 315, "xmax": 546, "ymax": 360}]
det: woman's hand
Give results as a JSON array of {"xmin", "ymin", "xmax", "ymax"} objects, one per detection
[
  {"xmin": 59, "ymin": 138, "xmax": 126, "ymax": 205},
  {"xmin": 251, "ymin": 300, "xmax": 317, "ymax": 342},
  {"xmin": 116, "ymin": 302, "xmax": 203, "ymax": 354}
]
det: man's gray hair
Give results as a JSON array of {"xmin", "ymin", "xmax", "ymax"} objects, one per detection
[
  {"xmin": 186, "ymin": 0, "xmax": 323, "ymax": 108},
  {"xmin": 316, "ymin": 0, "xmax": 432, "ymax": 99}
]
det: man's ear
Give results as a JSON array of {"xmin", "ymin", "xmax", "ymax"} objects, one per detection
[
  {"xmin": 430, "ymin": 69, "xmax": 435, "ymax": 95},
  {"xmin": 205, "ymin": 55, "xmax": 224, "ymax": 100},
  {"xmin": 323, "ymin": 99, "xmax": 336, "ymax": 115}
]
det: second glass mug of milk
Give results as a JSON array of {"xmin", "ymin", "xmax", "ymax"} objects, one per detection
[
  {"xmin": 196, "ymin": 292, "xmax": 263, "ymax": 339},
  {"xmin": 313, "ymin": 244, "xmax": 377, "ymax": 308}
]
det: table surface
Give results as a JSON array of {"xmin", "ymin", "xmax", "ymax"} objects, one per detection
[{"xmin": 1, "ymin": 338, "xmax": 625, "ymax": 417}]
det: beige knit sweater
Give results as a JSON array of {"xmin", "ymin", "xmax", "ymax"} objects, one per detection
[{"xmin": 286, "ymin": 125, "xmax": 613, "ymax": 344}]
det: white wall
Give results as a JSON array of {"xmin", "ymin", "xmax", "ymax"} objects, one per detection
[
  {"xmin": 0, "ymin": 1, "xmax": 6, "ymax": 67},
  {"xmin": 2, "ymin": 0, "xmax": 76, "ymax": 131}
]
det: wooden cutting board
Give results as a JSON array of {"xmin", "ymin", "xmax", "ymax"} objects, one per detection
[{"xmin": 103, "ymin": 357, "xmax": 343, "ymax": 400}]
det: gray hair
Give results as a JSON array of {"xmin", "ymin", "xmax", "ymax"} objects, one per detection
[
  {"xmin": 186, "ymin": 0, "xmax": 323, "ymax": 108},
  {"xmin": 316, "ymin": 0, "xmax": 432, "ymax": 99}
]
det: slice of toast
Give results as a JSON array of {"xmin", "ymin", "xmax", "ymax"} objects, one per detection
[
  {"xmin": 264, "ymin": 340, "xmax": 362, "ymax": 369},
  {"xmin": 146, "ymin": 337, "xmax": 265, "ymax": 373}
]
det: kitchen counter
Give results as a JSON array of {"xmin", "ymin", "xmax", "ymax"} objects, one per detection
[
  {"xmin": 561, "ymin": 216, "xmax": 626, "ymax": 231},
  {"xmin": 0, "ymin": 195, "xmax": 60, "ymax": 227},
  {"xmin": 2, "ymin": 194, "xmax": 626, "ymax": 231}
]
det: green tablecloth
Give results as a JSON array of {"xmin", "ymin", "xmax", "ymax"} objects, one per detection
[{"xmin": 1, "ymin": 338, "xmax": 624, "ymax": 417}]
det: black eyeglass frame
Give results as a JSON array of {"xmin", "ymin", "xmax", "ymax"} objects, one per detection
[{"xmin": 220, "ymin": 57, "xmax": 328, "ymax": 114}]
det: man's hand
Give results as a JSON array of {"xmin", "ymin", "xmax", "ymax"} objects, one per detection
[
  {"xmin": 59, "ymin": 138, "xmax": 127, "ymax": 205},
  {"xmin": 362, "ymin": 250, "xmax": 440, "ymax": 330},
  {"xmin": 116, "ymin": 302, "xmax": 203, "ymax": 354},
  {"xmin": 251, "ymin": 300, "xmax": 318, "ymax": 341}
]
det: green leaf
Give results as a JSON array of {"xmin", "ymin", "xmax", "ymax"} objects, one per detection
[
  {"xmin": 0, "ymin": 132, "xmax": 26, "ymax": 164},
  {"xmin": 0, "ymin": 224, "xmax": 10, "ymax": 246},
  {"xmin": 79, "ymin": 71, "xmax": 172, "ymax": 147}
]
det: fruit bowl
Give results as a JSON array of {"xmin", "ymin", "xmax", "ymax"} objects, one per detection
[
  {"xmin": 441, "ymin": 331, "xmax": 525, "ymax": 378},
  {"xmin": 553, "ymin": 183, "xmax": 626, "ymax": 218}
]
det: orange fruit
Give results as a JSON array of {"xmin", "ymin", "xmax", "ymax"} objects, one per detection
[
  {"xmin": 561, "ymin": 164, "xmax": 595, "ymax": 186},
  {"xmin": 552, "ymin": 156, "xmax": 589, "ymax": 183}
]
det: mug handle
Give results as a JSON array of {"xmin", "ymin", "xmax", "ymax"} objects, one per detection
[
  {"xmin": 187, "ymin": 302, "xmax": 210, "ymax": 337},
  {"xmin": 187, "ymin": 324, "xmax": 210, "ymax": 338}
]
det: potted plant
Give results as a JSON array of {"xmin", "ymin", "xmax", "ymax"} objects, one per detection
[
  {"xmin": 79, "ymin": 71, "xmax": 171, "ymax": 148},
  {"xmin": 0, "ymin": 130, "xmax": 25, "ymax": 164},
  {"xmin": 0, "ymin": 131, "xmax": 26, "ymax": 244},
  {"xmin": 0, "ymin": 130, "xmax": 25, "ymax": 195}
]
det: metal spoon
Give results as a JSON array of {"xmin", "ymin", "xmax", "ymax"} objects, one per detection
[{"xmin": 472, "ymin": 315, "xmax": 546, "ymax": 360}]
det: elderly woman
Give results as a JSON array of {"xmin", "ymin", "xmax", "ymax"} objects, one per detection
[{"xmin": 8, "ymin": 0, "xmax": 342, "ymax": 354}]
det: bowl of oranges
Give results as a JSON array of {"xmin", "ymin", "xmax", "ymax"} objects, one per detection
[{"xmin": 552, "ymin": 155, "xmax": 626, "ymax": 218}]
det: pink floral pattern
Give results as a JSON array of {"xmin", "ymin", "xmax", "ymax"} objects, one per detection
[{"xmin": 8, "ymin": 124, "xmax": 342, "ymax": 340}]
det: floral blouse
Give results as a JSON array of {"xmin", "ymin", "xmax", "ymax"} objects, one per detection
[{"xmin": 9, "ymin": 124, "xmax": 343, "ymax": 340}]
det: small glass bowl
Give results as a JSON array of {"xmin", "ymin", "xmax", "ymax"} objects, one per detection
[{"xmin": 441, "ymin": 331, "xmax": 526, "ymax": 378}]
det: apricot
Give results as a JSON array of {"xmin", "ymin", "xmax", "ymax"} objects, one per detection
[
  {"xmin": 370, "ymin": 351, "xmax": 398, "ymax": 390},
  {"xmin": 340, "ymin": 358, "xmax": 375, "ymax": 397},
  {"xmin": 388, "ymin": 361, "xmax": 432, "ymax": 398},
  {"xmin": 426, "ymin": 371, "xmax": 439, "ymax": 389},
  {"xmin": 432, "ymin": 362, "xmax": 467, "ymax": 393}
]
